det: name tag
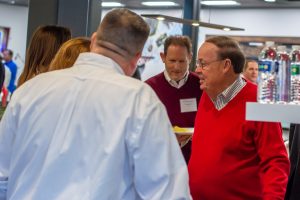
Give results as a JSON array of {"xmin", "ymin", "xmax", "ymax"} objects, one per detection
[{"xmin": 180, "ymin": 98, "xmax": 197, "ymax": 113}]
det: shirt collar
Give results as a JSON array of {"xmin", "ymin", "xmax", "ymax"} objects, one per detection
[
  {"xmin": 212, "ymin": 75, "xmax": 246, "ymax": 110},
  {"xmin": 163, "ymin": 70, "xmax": 189, "ymax": 89},
  {"xmin": 74, "ymin": 52, "xmax": 125, "ymax": 75}
]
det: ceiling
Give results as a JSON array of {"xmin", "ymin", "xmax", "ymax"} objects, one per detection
[{"xmin": 1, "ymin": 0, "xmax": 300, "ymax": 8}]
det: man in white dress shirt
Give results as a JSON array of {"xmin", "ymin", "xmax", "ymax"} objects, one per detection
[{"xmin": 0, "ymin": 8, "xmax": 191, "ymax": 200}]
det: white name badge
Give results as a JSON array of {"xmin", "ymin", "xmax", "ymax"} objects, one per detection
[{"xmin": 180, "ymin": 98, "xmax": 197, "ymax": 113}]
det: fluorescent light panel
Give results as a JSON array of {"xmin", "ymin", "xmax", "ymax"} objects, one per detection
[
  {"xmin": 249, "ymin": 42, "xmax": 264, "ymax": 46},
  {"xmin": 156, "ymin": 17, "xmax": 165, "ymax": 20},
  {"xmin": 201, "ymin": 1, "xmax": 240, "ymax": 6},
  {"xmin": 102, "ymin": 2, "xmax": 124, "ymax": 7},
  {"xmin": 264, "ymin": 0, "xmax": 276, "ymax": 2},
  {"xmin": 142, "ymin": 1, "xmax": 178, "ymax": 6},
  {"xmin": 141, "ymin": 14, "xmax": 245, "ymax": 31}
]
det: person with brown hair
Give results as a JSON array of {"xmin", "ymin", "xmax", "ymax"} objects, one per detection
[
  {"xmin": 17, "ymin": 25, "xmax": 71, "ymax": 87},
  {"xmin": 188, "ymin": 36, "xmax": 289, "ymax": 199},
  {"xmin": 242, "ymin": 59, "xmax": 259, "ymax": 83},
  {"xmin": 145, "ymin": 35, "xmax": 202, "ymax": 163},
  {"xmin": 0, "ymin": 8, "xmax": 191, "ymax": 199},
  {"xmin": 48, "ymin": 37, "xmax": 90, "ymax": 71}
]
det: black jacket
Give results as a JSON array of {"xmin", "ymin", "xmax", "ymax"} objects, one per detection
[{"xmin": 285, "ymin": 124, "xmax": 300, "ymax": 200}]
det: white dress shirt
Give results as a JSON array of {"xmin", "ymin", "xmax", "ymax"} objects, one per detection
[
  {"xmin": 163, "ymin": 70, "xmax": 189, "ymax": 89},
  {"xmin": 0, "ymin": 52, "xmax": 191, "ymax": 200}
]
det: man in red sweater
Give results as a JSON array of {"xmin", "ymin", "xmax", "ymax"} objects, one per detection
[
  {"xmin": 188, "ymin": 36, "xmax": 290, "ymax": 200},
  {"xmin": 146, "ymin": 35, "xmax": 202, "ymax": 163}
]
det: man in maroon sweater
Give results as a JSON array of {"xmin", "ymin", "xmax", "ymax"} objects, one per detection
[
  {"xmin": 188, "ymin": 36, "xmax": 290, "ymax": 200},
  {"xmin": 145, "ymin": 35, "xmax": 202, "ymax": 163}
]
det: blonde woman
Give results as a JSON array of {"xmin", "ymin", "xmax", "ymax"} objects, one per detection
[{"xmin": 49, "ymin": 37, "xmax": 90, "ymax": 71}]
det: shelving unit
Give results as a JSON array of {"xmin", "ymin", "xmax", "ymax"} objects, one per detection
[{"xmin": 246, "ymin": 102, "xmax": 300, "ymax": 124}]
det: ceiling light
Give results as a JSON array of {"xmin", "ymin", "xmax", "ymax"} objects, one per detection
[
  {"xmin": 141, "ymin": 14, "xmax": 245, "ymax": 31},
  {"xmin": 248, "ymin": 42, "xmax": 264, "ymax": 46},
  {"xmin": 201, "ymin": 1, "xmax": 240, "ymax": 6},
  {"xmin": 156, "ymin": 17, "xmax": 165, "ymax": 21},
  {"xmin": 142, "ymin": 1, "xmax": 178, "ymax": 6},
  {"xmin": 264, "ymin": 0, "xmax": 276, "ymax": 2},
  {"xmin": 10, "ymin": 0, "xmax": 15, "ymax": 4},
  {"xmin": 102, "ymin": 2, "xmax": 124, "ymax": 7}
]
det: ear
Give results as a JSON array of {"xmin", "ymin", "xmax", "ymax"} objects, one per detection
[
  {"xmin": 223, "ymin": 59, "xmax": 232, "ymax": 73},
  {"xmin": 127, "ymin": 52, "xmax": 142, "ymax": 76},
  {"xmin": 132, "ymin": 52, "xmax": 142, "ymax": 65},
  {"xmin": 90, "ymin": 32, "xmax": 97, "ymax": 50},
  {"xmin": 160, "ymin": 52, "xmax": 166, "ymax": 63}
]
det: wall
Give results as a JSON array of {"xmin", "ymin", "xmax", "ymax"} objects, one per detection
[
  {"xmin": 133, "ymin": 9, "xmax": 183, "ymax": 80},
  {"xmin": 0, "ymin": 4, "xmax": 28, "ymax": 76},
  {"xmin": 198, "ymin": 8, "xmax": 300, "ymax": 46}
]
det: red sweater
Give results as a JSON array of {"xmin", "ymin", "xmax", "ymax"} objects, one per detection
[{"xmin": 188, "ymin": 82, "xmax": 290, "ymax": 200}]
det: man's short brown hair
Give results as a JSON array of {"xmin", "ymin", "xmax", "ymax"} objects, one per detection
[
  {"xmin": 164, "ymin": 35, "xmax": 192, "ymax": 55},
  {"xmin": 97, "ymin": 8, "xmax": 150, "ymax": 57},
  {"xmin": 206, "ymin": 36, "xmax": 245, "ymax": 74}
]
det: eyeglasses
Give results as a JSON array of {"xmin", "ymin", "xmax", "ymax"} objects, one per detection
[{"xmin": 196, "ymin": 59, "xmax": 223, "ymax": 70}]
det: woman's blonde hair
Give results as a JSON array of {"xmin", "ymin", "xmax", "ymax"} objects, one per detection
[{"xmin": 48, "ymin": 37, "xmax": 91, "ymax": 71}]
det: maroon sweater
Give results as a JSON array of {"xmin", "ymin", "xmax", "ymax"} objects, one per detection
[
  {"xmin": 188, "ymin": 82, "xmax": 290, "ymax": 200},
  {"xmin": 145, "ymin": 72, "xmax": 202, "ymax": 162}
]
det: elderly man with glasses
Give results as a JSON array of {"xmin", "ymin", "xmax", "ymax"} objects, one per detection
[{"xmin": 188, "ymin": 36, "xmax": 289, "ymax": 200}]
